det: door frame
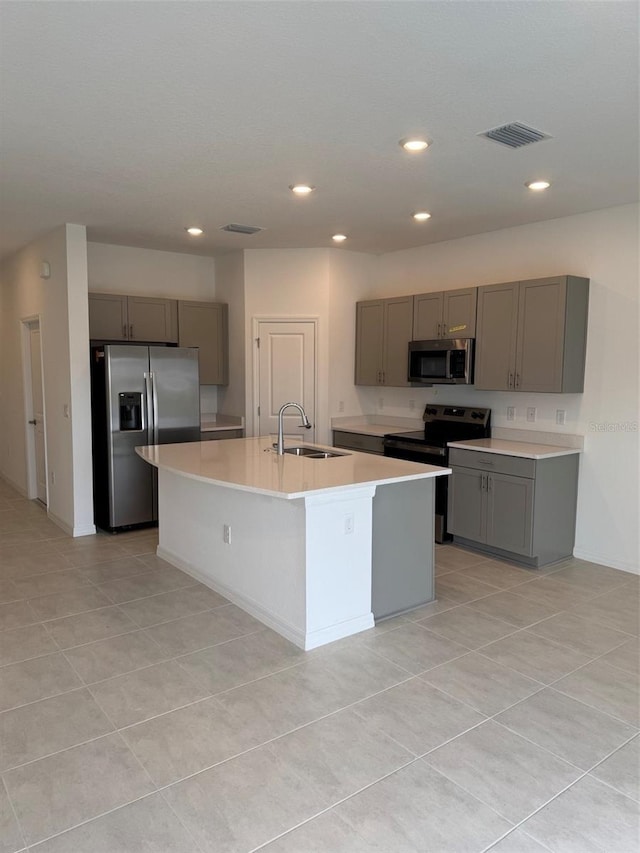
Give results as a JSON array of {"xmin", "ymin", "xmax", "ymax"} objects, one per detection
[
  {"xmin": 21, "ymin": 314, "xmax": 48, "ymax": 502},
  {"xmin": 251, "ymin": 316, "xmax": 319, "ymax": 438}
]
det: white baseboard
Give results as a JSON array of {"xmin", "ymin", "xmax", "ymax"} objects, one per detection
[
  {"xmin": 73, "ymin": 523, "xmax": 97, "ymax": 537},
  {"xmin": 157, "ymin": 544, "xmax": 374, "ymax": 650},
  {"xmin": 573, "ymin": 548, "xmax": 639, "ymax": 575}
]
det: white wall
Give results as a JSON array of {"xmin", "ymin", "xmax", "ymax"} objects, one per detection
[
  {"xmin": 370, "ymin": 204, "xmax": 639, "ymax": 572},
  {"xmin": 243, "ymin": 249, "xmax": 332, "ymax": 442},
  {"xmin": 87, "ymin": 242, "xmax": 216, "ymax": 300},
  {"xmin": 214, "ymin": 251, "xmax": 246, "ymax": 418},
  {"xmin": 0, "ymin": 224, "xmax": 94, "ymax": 535}
]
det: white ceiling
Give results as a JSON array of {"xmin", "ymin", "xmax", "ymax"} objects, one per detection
[{"xmin": 1, "ymin": 1, "xmax": 638, "ymax": 260}]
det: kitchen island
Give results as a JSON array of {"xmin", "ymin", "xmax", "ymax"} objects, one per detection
[{"xmin": 137, "ymin": 437, "xmax": 449, "ymax": 649}]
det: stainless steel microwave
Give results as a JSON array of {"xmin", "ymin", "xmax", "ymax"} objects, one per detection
[{"xmin": 408, "ymin": 338, "xmax": 474, "ymax": 385}]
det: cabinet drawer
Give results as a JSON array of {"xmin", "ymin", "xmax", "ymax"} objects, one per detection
[
  {"xmin": 448, "ymin": 448, "xmax": 535, "ymax": 478},
  {"xmin": 333, "ymin": 430, "xmax": 384, "ymax": 455}
]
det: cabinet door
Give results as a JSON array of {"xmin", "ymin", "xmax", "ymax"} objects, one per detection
[
  {"xmin": 474, "ymin": 282, "xmax": 519, "ymax": 390},
  {"xmin": 127, "ymin": 297, "xmax": 178, "ymax": 343},
  {"xmin": 88, "ymin": 293, "xmax": 128, "ymax": 340},
  {"xmin": 486, "ymin": 473, "xmax": 534, "ymax": 556},
  {"xmin": 178, "ymin": 301, "xmax": 228, "ymax": 385},
  {"xmin": 383, "ymin": 296, "xmax": 413, "ymax": 386},
  {"xmin": 515, "ymin": 277, "xmax": 566, "ymax": 392},
  {"xmin": 412, "ymin": 292, "xmax": 443, "ymax": 340},
  {"xmin": 355, "ymin": 300, "xmax": 384, "ymax": 385},
  {"xmin": 442, "ymin": 288, "xmax": 477, "ymax": 338},
  {"xmin": 447, "ymin": 466, "xmax": 486, "ymax": 543}
]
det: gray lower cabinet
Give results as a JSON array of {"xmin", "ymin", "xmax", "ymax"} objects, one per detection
[
  {"xmin": 89, "ymin": 293, "xmax": 178, "ymax": 343},
  {"xmin": 178, "ymin": 301, "xmax": 228, "ymax": 385},
  {"xmin": 200, "ymin": 429, "xmax": 244, "ymax": 441},
  {"xmin": 413, "ymin": 288, "xmax": 477, "ymax": 340},
  {"xmin": 355, "ymin": 296, "xmax": 413, "ymax": 386},
  {"xmin": 333, "ymin": 430, "xmax": 384, "ymax": 455},
  {"xmin": 447, "ymin": 448, "xmax": 579, "ymax": 567},
  {"xmin": 475, "ymin": 275, "xmax": 589, "ymax": 392}
]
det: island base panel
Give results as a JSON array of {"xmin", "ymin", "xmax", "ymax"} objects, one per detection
[
  {"xmin": 372, "ymin": 478, "xmax": 436, "ymax": 619},
  {"xmin": 155, "ymin": 470, "xmax": 375, "ymax": 650}
]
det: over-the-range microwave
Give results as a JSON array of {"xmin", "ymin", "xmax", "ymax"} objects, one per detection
[{"xmin": 408, "ymin": 338, "xmax": 474, "ymax": 385}]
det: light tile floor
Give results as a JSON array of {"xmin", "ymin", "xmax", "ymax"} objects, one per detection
[{"xmin": 0, "ymin": 478, "xmax": 638, "ymax": 852}]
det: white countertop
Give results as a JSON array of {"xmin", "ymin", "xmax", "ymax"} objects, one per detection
[
  {"xmin": 448, "ymin": 438, "xmax": 582, "ymax": 459},
  {"xmin": 200, "ymin": 414, "xmax": 244, "ymax": 432},
  {"xmin": 332, "ymin": 423, "xmax": 416, "ymax": 437},
  {"xmin": 137, "ymin": 436, "xmax": 450, "ymax": 500}
]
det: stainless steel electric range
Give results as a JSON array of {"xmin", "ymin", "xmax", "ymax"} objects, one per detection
[{"xmin": 383, "ymin": 404, "xmax": 491, "ymax": 543}]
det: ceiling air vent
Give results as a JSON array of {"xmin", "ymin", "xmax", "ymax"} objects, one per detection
[
  {"xmin": 479, "ymin": 122, "xmax": 552, "ymax": 149},
  {"xmin": 220, "ymin": 223, "xmax": 264, "ymax": 235}
]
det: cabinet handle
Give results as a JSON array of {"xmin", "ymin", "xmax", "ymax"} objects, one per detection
[
  {"xmin": 382, "ymin": 371, "xmax": 385, "ymax": 384},
  {"xmin": 508, "ymin": 371, "xmax": 513, "ymax": 388},
  {"xmin": 130, "ymin": 324, "xmax": 134, "ymax": 339},
  {"xmin": 438, "ymin": 322, "xmax": 443, "ymax": 338},
  {"xmin": 487, "ymin": 474, "xmax": 492, "ymax": 492},
  {"xmin": 481, "ymin": 473, "xmax": 486, "ymax": 491},
  {"xmin": 123, "ymin": 324, "xmax": 128, "ymax": 338},
  {"xmin": 515, "ymin": 372, "xmax": 520, "ymax": 389}
]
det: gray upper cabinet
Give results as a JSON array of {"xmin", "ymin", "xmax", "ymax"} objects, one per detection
[
  {"xmin": 88, "ymin": 293, "xmax": 178, "ymax": 343},
  {"xmin": 413, "ymin": 288, "xmax": 477, "ymax": 340},
  {"xmin": 475, "ymin": 275, "xmax": 589, "ymax": 392},
  {"xmin": 127, "ymin": 296, "xmax": 177, "ymax": 343},
  {"xmin": 88, "ymin": 293, "xmax": 129, "ymax": 340},
  {"xmin": 355, "ymin": 296, "xmax": 412, "ymax": 386},
  {"xmin": 412, "ymin": 292, "xmax": 442, "ymax": 340},
  {"xmin": 178, "ymin": 301, "xmax": 229, "ymax": 385}
]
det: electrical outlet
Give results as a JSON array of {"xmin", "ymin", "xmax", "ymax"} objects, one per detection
[
  {"xmin": 556, "ymin": 409, "xmax": 566, "ymax": 425},
  {"xmin": 409, "ymin": 399, "xmax": 416, "ymax": 411},
  {"xmin": 506, "ymin": 406, "xmax": 515, "ymax": 421},
  {"xmin": 526, "ymin": 407, "xmax": 537, "ymax": 423},
  {"xmin": 344, "ymin": 513, "xmax": 354, "ymax": 535},
  {"xmin": 338, "ymin": 400, "xmax": 344, "ymax": 413},
  {"xmin": 223, "ymin": 524, "xmax": 231, "ymax": 545}
]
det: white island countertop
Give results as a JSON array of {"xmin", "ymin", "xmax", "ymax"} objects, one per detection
[
  {"xmin": 448, "ymin": 437, "xmax": 582, "ymax": 459},
  {"xmin": 137, "ymin": 436, "xmax": 449, "ymax": 500}
]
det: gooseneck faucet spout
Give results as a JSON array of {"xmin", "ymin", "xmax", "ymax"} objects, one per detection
[{"xmin": 276, "ymin": 402, "xmax": 312, "ymax": 455}]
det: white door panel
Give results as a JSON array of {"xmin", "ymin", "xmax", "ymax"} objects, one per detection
[
  {"xmin": 29, "ymin": 326, "xmax": 47, "ymax": 504},
  {"xmin": 257, "ymin": 321, "xmax": 316, "ymax": 442}
]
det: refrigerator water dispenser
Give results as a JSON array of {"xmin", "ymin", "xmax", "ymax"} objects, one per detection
[{"xmin": 118, "ymin": 393, "xmax": 142, "ymax": 431}]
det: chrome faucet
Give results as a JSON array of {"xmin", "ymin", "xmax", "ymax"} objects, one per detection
[{"xmin": 275, "ymin": 402, "xmax": 312, "ymax": 455}]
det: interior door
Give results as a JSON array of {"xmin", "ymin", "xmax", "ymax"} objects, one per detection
[
  {"xmin": 29, "ymin": 325, "xmax": 47, "ymax": 504},
  {"xmin": 257, "ymin": 321, "xmax": 316, "ymax": 441}
]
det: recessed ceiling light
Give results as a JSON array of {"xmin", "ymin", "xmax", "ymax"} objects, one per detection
[
  {"xmin": 525, "ymin": 180, "xmax": 551, "ymax": 191},
  {"xmin": 400, "ymin": 138, "xmax": 431, "ymax": 152},
  {"xmin": 332, "ymin": 234, "xmax": 347, "ymax": 242},
  {"xmin": 289, "ymin": 184, "xmax": 316, "ymax": 195},
  {"xmin": 413, "ymin": 211, "xmax": 432, "ymax": 221},
  {"xmin": 185, "ymin": 227, "xmax": 204, "ymax": 236}
]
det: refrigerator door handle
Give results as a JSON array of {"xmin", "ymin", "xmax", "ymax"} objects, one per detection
[
  {"xmin": 150, "ymin": 372, "xmax": 159, "ymax": 444},
  {"xmin": 144, "ymin": 373, "xmax": 154, "ymax": 445}
]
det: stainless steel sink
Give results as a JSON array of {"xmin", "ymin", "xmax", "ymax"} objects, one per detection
[{"xmin": 282, "ymin": 446, "xmax": 350, "ymax": 459}]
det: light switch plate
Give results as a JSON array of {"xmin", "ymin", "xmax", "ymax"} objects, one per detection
[{"xmin": 556, "ymin": 409, "xmax": 566, "ymax": 425}]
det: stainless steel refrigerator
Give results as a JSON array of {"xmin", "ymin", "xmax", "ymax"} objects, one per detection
[{"xmin": 91, "ymin": 344, "xmax": 200, "ymax": 532}]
